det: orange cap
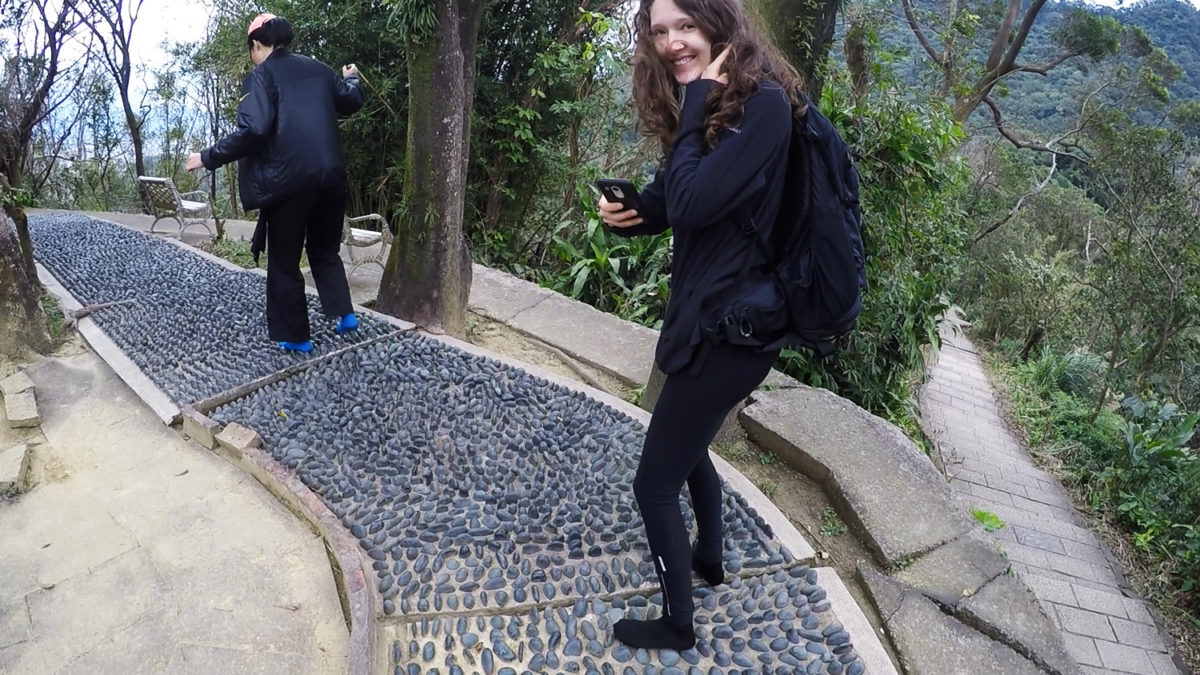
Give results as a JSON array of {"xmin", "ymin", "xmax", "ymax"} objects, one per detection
[{"xmin": 247, "ymin": 13, "xmax": 277, "ymax": 36}]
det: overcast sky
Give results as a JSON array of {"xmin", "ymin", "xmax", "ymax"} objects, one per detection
[{"xmin": 130, "ymin": 0, "xmax": 213, "ymax": 67}]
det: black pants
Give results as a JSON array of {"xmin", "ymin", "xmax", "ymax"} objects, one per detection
[
  {"xmin": 263, "ymin": 184, "xmax": 353, "ymax": 342},
  {"xmin": 634, "ymin": 342, "xmax": 779, "ymax": 625}
]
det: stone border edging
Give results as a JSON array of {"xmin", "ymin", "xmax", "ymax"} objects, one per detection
[
  {"xmin": 817, "ymin": 567, "xmax": 899, "ymax": 675},
  {"xmin": 36, "ymin": 262, "xmax": 182, "ymax": 425},
  {"xmin": 198, "ymin": 415, "xmax": 379, "ymax": 675}
]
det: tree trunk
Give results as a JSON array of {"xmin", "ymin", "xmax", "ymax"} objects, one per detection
[
  {"xmin": 746, "ymin": 0, "xmax": 841, "ymax": 97},
  {"xmin": 120, "ymin": 93, "xmax": 148, "ymax": 209},
  {"xmin": 1018, "ymin": 326, "xmax": 1044, "ymax": 361},
  {"xmin": 376, "ymin": 0, "xmax": 482, "ymax": 335},
  {"xmin": 0, "ymin": 209, "xmax": 52, "ymax": 357},
  {"xmin": 1092, "ymin": 322, "xmax": 1125, "ymax": 422},
  {"xmin": 0, "ymin": 173, "xmax": 38, "ymax": 282}
]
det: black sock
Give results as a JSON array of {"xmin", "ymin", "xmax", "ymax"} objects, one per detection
[
  {"xmin": 613, "ymin": 617, "xmax": 695, "ymax": 650},
  {"xmin": 692, "ymin": 550, "xmax": 725, "ymax": 586}
]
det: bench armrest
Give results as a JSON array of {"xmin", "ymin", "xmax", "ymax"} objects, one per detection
[
  {"xmin": 345, "ymin": 214, "xmax": 392, "ymax": 244},
  {"xmin": 179, "ymin": 191, "xmax": 209, "ymax": 201}
]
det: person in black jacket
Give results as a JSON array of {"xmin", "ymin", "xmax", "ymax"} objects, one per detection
[
  {"xmin": 186, "ymin": 14, "xmax": 364, "ymax": 353},
  {"xmin": 597, "ymin": 0, "xmax": 808, "ymax": 651}
]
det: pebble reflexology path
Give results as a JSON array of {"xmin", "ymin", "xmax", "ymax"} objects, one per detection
[{"xmin": 31, "ymin": 214, "xmax": 869, "ymax": 675}]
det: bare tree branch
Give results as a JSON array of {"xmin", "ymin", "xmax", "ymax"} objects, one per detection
[
  {"xmin": 981, "ymin": 96, "xmax": 1089, "ymax": 162},
  {"xmin": 973, "ymin": 153, "xmax": 1057, "ymax": 243},
  {"xmin": 985, "ymin": 0, "xmax": 1022, "ymax": 71},
  {"xmin": 1011, "ymin": 52, "xmax": 1079, "ymax": 76},
  {"xmin": 899, "ymin": 0, "xmax": 945, "ymax": 67}
]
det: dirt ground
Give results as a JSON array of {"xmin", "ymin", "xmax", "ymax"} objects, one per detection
[{"xmin": 464, "ymin": 311, "xmax": 634, "ymax": 402}]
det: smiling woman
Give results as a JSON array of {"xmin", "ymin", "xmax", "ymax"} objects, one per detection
[
  {"xmin": 592, "ymin": 0, "xmax": 808, "ymax": 653},
  {"xmin": 648, "ymin": 0, "xmax": 714, "ymax": 85}
]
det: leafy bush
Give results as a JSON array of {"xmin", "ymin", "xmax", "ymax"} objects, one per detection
[
  {"xmin": 779, "ymin": 75, "xmax": 970, "ymax": 420},
  {"xmin": 996, "ymin": 349, "xmax": 1200, "ymax": 621},
  {"xmin": 1058, "ymin": 349, "xmax": 1104, "ymax": 397}
]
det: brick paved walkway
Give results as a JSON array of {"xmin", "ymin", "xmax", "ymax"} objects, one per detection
[{"xmin": 919, "ymin": 327, "xmax": 1181, "ymax": 675}]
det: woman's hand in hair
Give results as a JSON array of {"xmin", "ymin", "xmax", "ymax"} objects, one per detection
[
  {"xmin": 598, "ymin": 196, "xmax": 642, "ymax": 228},
  {"xmin": 701, "ymin": 47, "xmax": 729, "ymax": 85}
]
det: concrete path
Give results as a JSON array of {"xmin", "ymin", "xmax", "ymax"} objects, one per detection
[
  {"xmin": 919, "ymin": 327, "xmax": 1182, "ymax": 675},
  {"xmin": 0, "ymin": 350, "xmax": 348, "ymax": 673}
]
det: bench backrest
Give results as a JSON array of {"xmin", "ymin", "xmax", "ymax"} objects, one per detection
[{"xmin": 139, "ymin": 176, "xmax": 181, "ymax": 212}]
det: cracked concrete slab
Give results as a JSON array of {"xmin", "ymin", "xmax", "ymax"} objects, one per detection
[
  {"xmin": 891, "ymin": 533, "xmax": 1011, "ymax": 606},
  {"xmin": 960, "ymin": 573, "xmax": 1082, "ymax": 675},
  {"xmin": 742, "ymin": 385, "xmax": 974, "ymax": 566}
]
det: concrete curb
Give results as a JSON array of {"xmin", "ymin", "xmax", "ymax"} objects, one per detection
[
  {"xmin": 818, "ymin": 567, "xmax": 899, "ymax": 675},
  {"xmin": 469, "ymin": 264, "xmax": 659, "ymax": 388},
  {"xmin": 196, "ymin": 412, "xmax": 379, "ymax": 675}
]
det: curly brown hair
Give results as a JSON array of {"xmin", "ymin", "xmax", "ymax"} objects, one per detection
[{"xmin": 631, "ymin": 0, "xmax": 806, "ymax": 152}]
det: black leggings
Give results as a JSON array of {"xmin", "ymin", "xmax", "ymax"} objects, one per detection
[
  {"xmin": 633, "ymin": 342, "xmax": 779, "ymax": 625},
  {"xmin": 263, "ymin": 183, "xmax": 354, "ymax": 342}
]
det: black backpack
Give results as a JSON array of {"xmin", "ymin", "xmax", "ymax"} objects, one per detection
[{"xmin": 703, "ymin": 96, "xmax": 866, "ymax": 358}]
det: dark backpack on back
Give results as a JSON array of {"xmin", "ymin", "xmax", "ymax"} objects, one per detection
[{"xmin": 703, "ymin": 96, "xmax": 866, "ymax": 358}]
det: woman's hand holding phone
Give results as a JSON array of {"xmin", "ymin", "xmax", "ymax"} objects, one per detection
[
  {"xmin": 596, "ymin": 179, "xmax": 643, "ymax": 229},
  {"xmin": 598, "ymin": 196, "xmax": 643, "ymax": 229}
]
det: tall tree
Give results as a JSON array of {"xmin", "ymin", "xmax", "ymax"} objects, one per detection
[
  {"xmin": 900, "ymin": 0, "xmax": 1127, "ymax": 124},
  {"xmin": 375, "ymin": 0, "xmax": 484, "ymax": 335},
  {"xmin": 77, "ymin": 0, "xmax": 149, "ymax": 207},
  {"xmin": 0, "ymin": 0, "xmax": 84, "ymax": 354},
  {"xmin": 745, "ymin": 0, "xmax": 841, "ymax": 96}
]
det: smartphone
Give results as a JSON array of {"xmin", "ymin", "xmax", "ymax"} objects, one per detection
[{"xmin": 597, "ymin": 178, "xmax": 639, "ymax": 212}]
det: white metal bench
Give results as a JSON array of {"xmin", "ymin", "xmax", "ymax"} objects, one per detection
[
  {"xmin": 341, "ymin": 213, "xmax": 393, "ymax": 276},
  {"xmin": 138, "ymin": 176, "xmax": 214, "ymax": 236}
]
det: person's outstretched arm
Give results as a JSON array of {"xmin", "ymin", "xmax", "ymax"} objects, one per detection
[{"xmin": 334, "ymin": 64, "xmax": 364, "ymax": 115}]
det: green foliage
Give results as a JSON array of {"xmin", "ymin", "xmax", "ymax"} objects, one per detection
[
  {"xmin": 39, "ymin": 290, "xmax": 67, "ymax": 344},
  {"xmin": 971, "ymin": 508, "xmax": 1006, "ymax": 533},
  {"xmin": 199, "ymin": 238, "xmax": 262, "ymax": 269},
  {"xmin": 1056, "ymin": 9, "xmax": 1122, "ymax": 61},
  {"xmin": 1057, "ymin": 350, "xmax": 1104, "ymax": 398},
  {"xmin": 469, "ymin": 4, "xmax": 644, "ymax": 274},
  {"xmin": 820, "ymin": 507, "xmax": 848, "ymax": 536},
  {"xmin": 541, "ymin": 209, "xmax": 672, "ymax": 328},
  {"xmin": 384, "ymin": 0, "xmax": 437, "ymax": 41},
  {"xmin": 757, "ymin": 480, "xmax": 780, "ymax": 499},
  {"xmin": 992, "ymin": 349, "xmax": 1200, "ymax": 622},
  {"xmin": 779, "ymin": 72, "xmax": 969, "ymax": 420}
]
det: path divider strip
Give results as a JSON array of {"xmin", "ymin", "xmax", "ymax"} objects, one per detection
[{"xmin": 190, "ymin": 328, "xmax": 409, "ymax": 415}]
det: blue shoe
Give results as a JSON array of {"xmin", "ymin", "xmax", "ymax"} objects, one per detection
[
  {"xmin": 278, "ymin": 340, "xmax": 313, "ymax": 353},
  {"xmin": 336, "ymin": 313, "xmax": 359, "ymax": 334}
]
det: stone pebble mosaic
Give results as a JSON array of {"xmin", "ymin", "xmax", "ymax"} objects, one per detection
[
  {"xmin": 210, "ymin": 336, "xmax": 792, "ymax": 617},
  {"xmin": 31, "ymin": 213, "xmax": 867, "ymax": 673},
  {"xmin": 393, "ymin": 568, "xmax": 864, "ymax": 675},
  {"xmin": 29, "ymin": 213, "xmax": 390, "ymax": 405}
]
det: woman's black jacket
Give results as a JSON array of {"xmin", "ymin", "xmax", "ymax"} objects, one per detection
[{"xmin": 609, "ymin": 78, "xmax": 792, "ymax": 375}]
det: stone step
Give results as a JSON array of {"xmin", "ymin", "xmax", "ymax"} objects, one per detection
[
  {"xmin": 4, "ymin": 389, "xmax": 40, "ymax": 428},
  {"xmin": 0, "ymin": 443, "xmax": 32, "ymax": 495}
]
